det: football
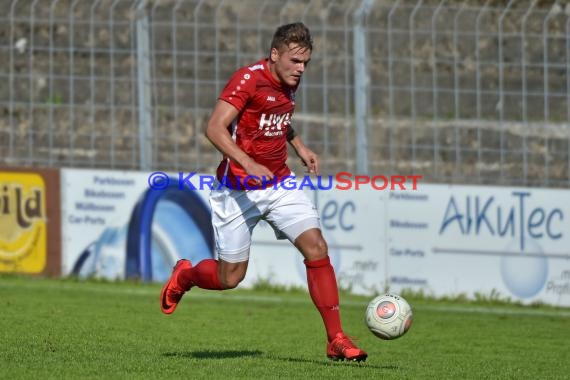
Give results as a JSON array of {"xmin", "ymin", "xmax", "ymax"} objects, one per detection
[{"xmin": 365, "ymin": 294, "xmax": 413, "ymax": 340}]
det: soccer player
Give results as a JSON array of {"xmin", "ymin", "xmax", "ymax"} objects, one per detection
[{"xmin": 160, "ymin": 22, "xmax": 367, "ymax": 362}]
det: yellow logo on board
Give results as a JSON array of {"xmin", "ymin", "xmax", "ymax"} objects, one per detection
[{"xmin": 0, "ymin": 173, "xmax": 47, "ymax": 273}]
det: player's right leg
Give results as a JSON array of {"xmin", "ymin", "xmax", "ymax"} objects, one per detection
[
  {"xmin": 160, "ymin": 258, "xmax": 248, "ymax": 314},
  {"xmin": 160, "ymin": 259, "xmax": 193, "ymax": 314},
  {"xmin": 160, "ymin": 186, "xmax": 258, "ymax": 314}
]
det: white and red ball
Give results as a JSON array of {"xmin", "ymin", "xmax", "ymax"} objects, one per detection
[{"xmin": 365, "ymin": 294, "xmax": 413, "ymax": 340}]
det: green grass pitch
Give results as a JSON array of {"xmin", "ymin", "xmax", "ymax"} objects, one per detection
[{"xmin": 0, "ymin": 276, "xmax": 568, "ymax": 379}]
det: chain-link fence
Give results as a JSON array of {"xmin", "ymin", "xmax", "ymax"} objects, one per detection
[{"xmin": 1, "ymin": 0, "xmax": 570, "ymax": 187}]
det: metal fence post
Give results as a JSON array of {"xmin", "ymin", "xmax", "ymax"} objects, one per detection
[
  {"xmin": 69, "ymin": 0, "xmax": 81, "ymax": 166},
  {"xmin": 387, "ymin": 0, "xmax": 402, "ymax": 173},
  {"xmin": 452, "ymin": 1, "xmax": 468, "ymax": 176},
  {"xmin": 567, "ymin": 11, "xmax": 570, "ymax": 183},
  {"xmin": 353, "ymin": 0, "xmax": 375, "ymax": 175},
  {"xmin": 475, "ymin": 0, "xmax": 492, "ymax": 181},
  {"xmin": 521, "ymin": 0, "xmax": 539, "ymax": 184},
  {"xmin": 28, "ymin": 0, "xmax": 40, "ymax": 165},
  {"xmin": 431, "ymin": 0, "xmax": 447, "ymax": 177},
  {"xmin": 542, "ymin": 3, "xmax": 560, "ymax": 184},
  {"xmin": 136, "ymin": 0, "xmax": 153, "ymax": 171},
  {"xmin": 498, "ymin": 0, "xmax": 516, "ymax": 180},
  {"xmin": 410, "ymin": 0, "xmax": 423, "ymax": 175},
  {"xmin": 48, "ymin": 0, "xmax": 61, "ymax": 166}
]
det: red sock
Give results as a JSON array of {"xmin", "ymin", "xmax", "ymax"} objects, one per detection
[
  {"xmin": 177, "ymin": 259, "xmax": 224, "ymax": 291},
  {"xmin": 305, "ymin": 256, "xmax": 343, "ymax": 342}
]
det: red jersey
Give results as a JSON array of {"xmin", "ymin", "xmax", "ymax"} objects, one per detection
[{"xmin": 215, "ymin": 58, "xmax": 297, "ymax": 189}]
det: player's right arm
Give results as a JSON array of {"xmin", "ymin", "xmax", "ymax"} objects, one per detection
[{"xmin": 205, "ymin": 100, "xmax": 274, "ymax": 181}]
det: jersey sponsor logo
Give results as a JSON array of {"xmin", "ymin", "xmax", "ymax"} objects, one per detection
[
  {"xmin": 266, "ymin": 96, "xmax": 276, "ymax": 102},
  {"xmin": 258, "ymin": 112, "xmax": 291, "ymax": 137}
]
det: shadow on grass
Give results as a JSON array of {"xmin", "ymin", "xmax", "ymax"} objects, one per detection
[
  {"xmin": 268, "ymin": 356, "xmax": 400, "ymax": 370},
  {"xmin": 164, "ymin": 350, "xmax": 398, "ymax": 370},
  {"xmin": 271, "ymin": 355, "xmax": 400, "ymax": 370},
  {"xmin": 163, "ymin": 349, "xmax": 263, "ymax": 360}
]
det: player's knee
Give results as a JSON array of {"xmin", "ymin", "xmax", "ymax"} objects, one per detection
[
  {"xmin": 220, "ymin": 272, "xmax": 245, "ymax": 289},
  {"xmin": 315, "ymin": 237, "xmax": 328, "ymax": 256},
  {"xmin": 304, "ymin": 237, "xmax": 328, "ymax": 261},
  {"xmin": 218, "ymin": 260, "xmax": 248, "ymax": 289}
]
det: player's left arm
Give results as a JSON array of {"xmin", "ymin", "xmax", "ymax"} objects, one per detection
[{"xmin": 287, "ymin": 126, "xmax": 319, "ymax": 175}]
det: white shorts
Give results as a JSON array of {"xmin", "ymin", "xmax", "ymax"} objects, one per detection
[{"xmin": 209, "ymin": 178, "xmax": 321, "ymax": 263}]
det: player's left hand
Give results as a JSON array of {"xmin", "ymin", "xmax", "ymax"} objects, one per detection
[{"xmin": 296, "ymin": 146, "xmax": 320, "ymax": 175}]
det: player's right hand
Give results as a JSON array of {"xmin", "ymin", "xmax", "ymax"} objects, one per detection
[{"xmin": 242, "ymin": 160, "xmax": 274, "ymax": 187}]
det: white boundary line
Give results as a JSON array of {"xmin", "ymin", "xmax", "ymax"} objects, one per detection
[{"xmin": 2, "ymin": 281, "xmax": 570, "ymax": 318}]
